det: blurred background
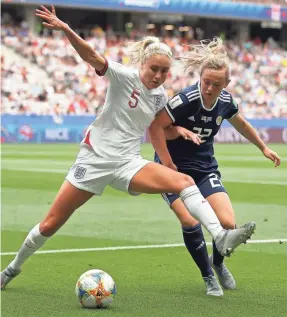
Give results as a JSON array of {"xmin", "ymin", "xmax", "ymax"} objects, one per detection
[{"xmin": 1, "ymin": 0, "xmax": 287, "ymax": 143}]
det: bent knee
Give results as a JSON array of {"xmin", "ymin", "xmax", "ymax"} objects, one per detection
[{"xmin": 176, "ymin": 174, "xmax": 195, "ymax": 192}]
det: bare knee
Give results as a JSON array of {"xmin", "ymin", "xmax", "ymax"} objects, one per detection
[
  {"xmin": 180, "ymin": 218, "xmax": 199, "ymax": 227},
  {"xmin": 175, "ymin": 174, "xmax": 195, "ymax": 193}
]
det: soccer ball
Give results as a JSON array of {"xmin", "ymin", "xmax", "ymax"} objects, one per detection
[{"xmin": 75, "ymin": 269, "xmax": 116, "ymax": 308}]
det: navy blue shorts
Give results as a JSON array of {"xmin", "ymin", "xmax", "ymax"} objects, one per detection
[
  {"xmin": 161, "ymin": 170, "xmax": 227, "ymax": 206},
  {"xmin": 154, "ymin": 155, "xmax": 227, "ymax": 206}
]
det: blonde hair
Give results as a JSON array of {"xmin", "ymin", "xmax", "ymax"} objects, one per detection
[
  {"xmin": 128, "ymin": 36, "xmax": 172, "ymax": 65},
  {"xmin": 179, "ymin": 37, "xmax": 230, "ymax": 80}
]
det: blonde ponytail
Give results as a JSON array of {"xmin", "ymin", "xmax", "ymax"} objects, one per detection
[
  {"xmin": 128, "ymin": 36, "xmax": 172, "ymax": 65},
  {"xmin": 179, "ymin": 37, "xmax": 230, "ymax": 79}
]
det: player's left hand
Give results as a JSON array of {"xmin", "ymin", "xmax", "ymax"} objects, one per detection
[{"xmin": 262, "ymin": 147, "xmax": 281, "ymax": 167}]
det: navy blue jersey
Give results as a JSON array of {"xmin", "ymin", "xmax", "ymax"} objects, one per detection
[{"xmin": 160, "ymin": 82, "xmax": 239, "ymax": 173}]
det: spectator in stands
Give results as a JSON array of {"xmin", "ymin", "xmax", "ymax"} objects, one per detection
[{"xmin": 1, "ymin": 21, "xmax": 287, "ymax": 118}]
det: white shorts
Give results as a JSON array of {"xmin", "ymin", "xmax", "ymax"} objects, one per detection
[{"xmin": 66, "ymin": 145, "xmax": 151, "ymax": 196}]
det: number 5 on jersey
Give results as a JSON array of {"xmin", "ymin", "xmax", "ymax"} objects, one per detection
[{"xmin": 128, "ymin": 90, "xmax": 140, "ymax": 108}]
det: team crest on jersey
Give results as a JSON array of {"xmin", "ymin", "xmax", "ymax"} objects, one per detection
[
  {"xmin": 216, "ymin": 116, "xmax": 223, "ymax": 125},
  {"xmin": 74, "ymin": 166, "xmax": 87, "ymax": 179},
  {"xmin": 154, "ymin": 95, "xmax": 163, "ymax": 112}
]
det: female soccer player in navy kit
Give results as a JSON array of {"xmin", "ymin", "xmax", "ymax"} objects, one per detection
[
  {"xmin": 150, "ymin": 38, "xmax": 281, "ymax": 296},
  {"xmin": 1, "ymin": 7, "xmax": 256, "ymax": 292}
]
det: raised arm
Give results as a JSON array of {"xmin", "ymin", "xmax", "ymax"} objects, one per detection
[
  {"xmin": 228, "ymin": 113, "xmax": 281, "ymax": 167},
  {"xmin": 35, "ymin": 5, "xmax": 106, "ymax": 72}
]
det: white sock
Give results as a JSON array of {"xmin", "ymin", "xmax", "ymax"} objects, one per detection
[
  {"xmin": 10, "ymin": 223, "xmax": 48, "ymax": 271},
  {"xmin": 180, "ymin": 185, "xmax": 223, "ymax": 239}
]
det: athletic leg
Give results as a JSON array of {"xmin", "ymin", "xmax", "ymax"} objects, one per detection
[
  {"xmin": 172, "ymin": 198, "xmax": 223, "ymax": 295},
  {"xmin": 199, "ymin": 173, "xmax": 237, "ymax": 289},
  {"xmin": 207, "ymin": 192, "xmax": 236, "ymax": 289},
  {"xmin": 129, "ymin": 162, "xmax": 255, "ymax": 256},
  {"xmin": 1, "ymin": 181, "xmax": 94, "ymax": 290}
]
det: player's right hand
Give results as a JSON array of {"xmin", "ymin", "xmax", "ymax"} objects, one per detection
[
  {"xmin": 164, "ymin": 161, "xmax": 178, "ymax": 171},
  {"xmin": 177, "ymin": 127, "xmax": 202, "ymax": 145},
  {"xmin": 35, "ymin": 5, "xmax": 68, "ymax": 31}
]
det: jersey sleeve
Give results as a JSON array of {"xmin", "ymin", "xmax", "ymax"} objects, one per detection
[
  {"xmin": 95, "ymin": 58, "xmax": 134, "ymax": 84},
  {"xmin": 165, "ymin": 93, "xmax": 198, "ymax": 123},
  {"xmin": 225, "ymin": 96, "xmax": 239, "ymax": 119}
]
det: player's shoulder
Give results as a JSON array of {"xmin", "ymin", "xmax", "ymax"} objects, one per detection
[
  {"xmin": 218, "ymin": 89, "xmax": 239, "ymax": 119},
  {"xmin": 219, "ymin": 89, "xmax": 232, "ymax": 104},
  {"xmin": 107, "ymin": 60, "xmax": 138, "ymax": 77},
  {"xmin": 167, "ymin": 83, "xmax": 200, "ymax": 110},
  {"xmin": 181, "ymin": 82, "xmax": 200, "ymax": 101}
]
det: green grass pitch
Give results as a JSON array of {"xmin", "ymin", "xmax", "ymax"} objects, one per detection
[{"xmin": 1, "ymin": 143, "xmax": 287, "ymax": 317}]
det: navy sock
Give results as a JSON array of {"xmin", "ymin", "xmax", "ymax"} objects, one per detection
[
  {"xmin": 212, "ymin": 240, "xmax": 224, "ymax": 266},
  {"xmin": 182, "ymin": 224, "xmax": 213, "ymax": 278}
]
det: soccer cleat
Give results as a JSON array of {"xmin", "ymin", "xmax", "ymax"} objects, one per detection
[
  {"xmin": 214, "ymin": 221, "xmax": 256, "ymax": 257},
  {"xmin": 1, "ymin": 266, "xmax": 21, "ymax": 290},
  {"xmin": 203, "ymin": 275, "xmax": 223, "ymax": 297},
  {"xmin": 209, "ymin": 255, "xmax": 236, "ymax": 290}
]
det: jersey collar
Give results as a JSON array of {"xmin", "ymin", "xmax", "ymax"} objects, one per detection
[{"xmin": 198, "ymin": 82, "xmax": 219, "ymax": 111}]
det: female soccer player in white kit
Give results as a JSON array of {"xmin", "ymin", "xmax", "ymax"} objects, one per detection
[{"xmin": 1, "ymin": 5, "xmax": 255, "ymax": 290}]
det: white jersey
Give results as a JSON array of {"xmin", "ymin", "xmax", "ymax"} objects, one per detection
[{"xmin": 87, "ymin": 60, "xmax": 167, "ymax": 159}]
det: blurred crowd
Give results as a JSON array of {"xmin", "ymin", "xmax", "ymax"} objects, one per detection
[
  {"xmin": 1, "ymin": 24, "xmax": 287, "ymax": 119},
  {"xmin": 219, "ymin": 0, "xmax": 287, "ymax": 6},
  {"xmin": 233, "ymin": 0, "xmax": 287, "ymax": 6},
  {"xmin": 169, "ymin": 0, "xmax": 287, "ymax": 4}
]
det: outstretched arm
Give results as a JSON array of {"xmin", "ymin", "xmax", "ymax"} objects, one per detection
[
  {"xmin": 228, "ymin": 113, "xmax": 281, "ymax": 167},
  {"xmin": 35, "ymin": 5, "xmax": 105, "ymax": 72}
]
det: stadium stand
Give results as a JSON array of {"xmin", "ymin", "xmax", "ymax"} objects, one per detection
[{"xmin": 1, "ymin": 22, "xmax": 287, "ymax": 118}]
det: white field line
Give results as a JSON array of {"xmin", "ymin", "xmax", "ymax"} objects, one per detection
[{"xmin": 1, "ymin": 239, "xmax": 286, "ymax": 256}]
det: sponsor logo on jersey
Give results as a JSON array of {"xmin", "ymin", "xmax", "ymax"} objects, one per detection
[
  {"xmin": 216, "ymin": 116, "xmax": 223, "ymax": 125},
  {"xmin": 201, "ymin": 116, "xmax": 212, "ymax": 123},
  {"xmin": 74, "ymin": 166, "xmax": 87, "ymax": 179},
  {"xmin": 188, "ymin": 116, "xmax": 195, "ymax": 121},
  {"xmin": 169, "ymin": 95, "xmax": 183, "ymax": 109}
]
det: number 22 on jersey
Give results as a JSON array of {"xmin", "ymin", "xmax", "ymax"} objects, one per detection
[
  {"xmin": 193, "ymin": 127, "xmax": 212, "ymax": 143},
  {"xmin": 128, "ymin": 89, "xmax": 140, "ymax": 108}
]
